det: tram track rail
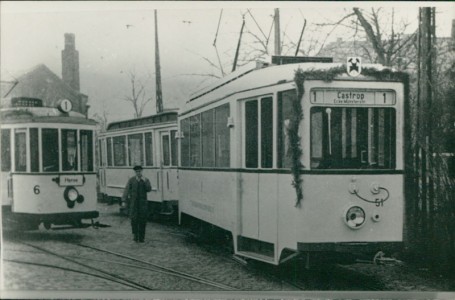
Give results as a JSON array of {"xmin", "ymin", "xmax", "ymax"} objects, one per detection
[{"xmin": 7, "ymin": 241, "xmax": 238, "ymax": 291}]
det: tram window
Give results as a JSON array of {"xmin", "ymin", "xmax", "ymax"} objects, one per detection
[
  {"xmin": 1, "ymin": 129, "xmax": 11, "ymax": 171},
  {"xmin": 62, "ymin": 129, "xmax": 78, "ymax": 171},
  {"xmin": 180, "ymin": 118, "xmax": 190, "ymax": 167},
  {"xmin": 162, "ymin": 134, "xmax": 170, "ymax": 166},
  {"xmin": 171, "ymin": 130, "xmax": 178, "ymax": 167},
  {"xmin": 145, "ymin": 132, "xmax": 154, "ymax": 166},
  {"xmin": 202, "ymin": 110, "xmax": 215, "ymax": 167},
  {"xmin": 107, "ymin": 137, "xmax": 113, "ymax": 166},
  {"xmin": 128, "ymin": 133, "xmax": 143, "ymax": 166},
  {"xmin": 113, "ymin": 136, "xmax": 126, "ymax": 166},
  {"xmin": 245, "ymin": 100, "xmax": 258, "ymax": 168},
  {"xmin": 190, "ymin": 114, "xmax": 201, "ymax": 167},
  {"xmin": 81, "ymin": 130, "xmax": 93, "ymax": 171},
  {"xmin": 261, "ymin": 97, "xmax": 273, "ymax": 168},
  {"xmin": 30, "ymin": 128, "xmax": 39, "ymax": 172},
  {"xmin": 277, "ymin": 90, "xmax": 295, "ymax": 168},
  {"xmin": 14, "ymin": 129, "xmax": 27, "ymax": 172},
  {"xmin": 310, "ymin": 107, "xmax": 396, "ymax": 169},
  {"xmin": 215, "ymin": 104, "xmax": 230, "ymax": 167},
  {"xmin": 42, "ymin": 129, "xmax": 59, "ymax": 172}
]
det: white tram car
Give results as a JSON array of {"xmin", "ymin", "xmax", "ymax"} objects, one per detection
[
  {"xmin": 177, "ymin": 57, "xmax": 408, "ymax": 265},
  {"xmin": 1, "ymin": 97, "xmax": 99, "ymax": 230},
  {"xmin": 97, "ymin": 110, "xmax": 179, "ymax": 216}
]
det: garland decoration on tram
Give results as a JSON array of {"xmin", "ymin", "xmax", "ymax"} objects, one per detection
[{"xmin": 290, "ymin": 65, "xmax": 408, "ymax": 207}]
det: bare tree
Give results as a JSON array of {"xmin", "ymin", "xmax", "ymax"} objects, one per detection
[{"xmin": 123, "ymin": 71, "xmax": 153, "ymax": 118}]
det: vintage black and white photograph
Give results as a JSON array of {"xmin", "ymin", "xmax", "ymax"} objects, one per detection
[{"xmin": 1, "ymin": 1, "xmax": 454, "ymax": 299}]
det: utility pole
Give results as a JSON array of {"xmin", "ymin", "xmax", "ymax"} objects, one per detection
[
  {"xmin": 274, "ymin": 8, "xmax": 281, "ymax": 56},
  {"xmin": 155, "ymin": 9, "xmax": 163, "ymax": 113},
  {"xmin": 416, "ymin": 6, "xmax": 436, "ymax": 256}
]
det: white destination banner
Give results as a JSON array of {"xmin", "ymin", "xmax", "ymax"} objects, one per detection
[
  {"xmin": 310, "ymin": 89, "xmax": 396, "ymax": 105},
  {"xmin": 59, "ymin": 175, "xmax": 84, "ymax": 186}
]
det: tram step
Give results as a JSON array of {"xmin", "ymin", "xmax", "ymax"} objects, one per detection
[{"xmin": 235, "ymin": 251, "xmax": 276, "ymax": 264}]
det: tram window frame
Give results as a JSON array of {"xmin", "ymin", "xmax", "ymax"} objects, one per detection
[
  {"xmin": 214, "ymin": 104, "xmax": 230, "ymax": 167},
  {"xmin": 14, "ymin": 129, "xmax": 27, "ymax": 172},
  {"xmin": 170, "ymin": 130, "xmax": 178, "ymax": 167},
  {"xmin": 244, "ymin": 96, "xmax": 273, "ymax": 169},
  {"xmin": 80, "ymin": 130, "xmax": 94, "ymax": 171},
  {"xmin": 30, "ymin": 128, "xmax": 39, "ymax": 172},
  {"xmin": 113, "ymin": 135, "xmax": 127, "ymax": 167},
  {"xmin": 180, "ymin": 118, "xmax": 190, "ymax": 167},
  {"xmin": 42, "ymin": 128, "xmax": 59, "ymax": 172},
  {"xmin": 310, "ymin": 106, "xmax": 396, "ymax": 169},
  {"xmin": 162, "ymin": 133, "xmax": 171, "ymax": 166},
  {"xmin": 277, "ymin": 90, "xmax": 295, "ymax": 169},
  {"xmin": 1, "ymin": 129, "xmax": 11, "ymax": 172},
  {"xmin": 144, "ymin": 132, "xmax": 154, "ymax": 166},
  {"xmin": 128, "ymin": 133, "xmax": 144, "ymax": 166},
  {"xmin": 107, "ymin": 137, "xmax": 113, "ymax": 166},
  {"xmin": 62, "ymin": 129, "xmax": 78, "ymax": 171}
]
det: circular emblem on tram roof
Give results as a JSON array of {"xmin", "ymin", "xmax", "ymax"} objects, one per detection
[{"xmin": 58, "ymin": 99, "xmax": 73, "ymax": 113}]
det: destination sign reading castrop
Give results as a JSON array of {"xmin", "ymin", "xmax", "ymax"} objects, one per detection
[{"xmin": 310, "ymin": 89, "xmax": 396, "ymax": 105}]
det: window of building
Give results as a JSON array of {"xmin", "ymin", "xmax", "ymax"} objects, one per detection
[
  {"xmin": 113, "ymin": 136, "xmax": 126, "ymax": 166},
  {"xmin": 81, "ymin": 130, "xmax": 94, "ymax": 171},
  {"xmin": 310, "ymin": 107, "xmax": 396, "ymax": 169},
  {"xmin": 128, "ymin": 133, "xmax": 143, "ymax": 166},
  {"xmin": 62, "ymin": 129, "xmax": 78, "ymax": 171},
  {"xmin": 145, "ymin": 132, "xmax": 154, "ymax": 166},
  {"xmin": 1, "ymin": 129, "xmax": 11, "ymax": 172},
  {"xmin": 42, "ymin": 129, "xmax": 59, "ymax": 172}
]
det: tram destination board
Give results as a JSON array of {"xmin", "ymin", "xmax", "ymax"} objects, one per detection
[
  {"xmin": 310, "ymin": 89, "xmax": 396, "ymax": 105},
  {"xmin": 11, "ymin": 97, "xmax": 43, "ymax": 107}
]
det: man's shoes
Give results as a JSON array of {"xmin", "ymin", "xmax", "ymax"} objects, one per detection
[
  {"xmin": 133, "ymin": 235, "xmax": 138, "ymax": 242},
  {"xmin": 139, "ymin": 239, "xmax": 145, "ymax": 243}
]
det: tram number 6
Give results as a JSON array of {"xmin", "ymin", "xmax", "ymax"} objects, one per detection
[{"xmin": 33, "ymin": 185, "xmax": 40, "ymax": 195}]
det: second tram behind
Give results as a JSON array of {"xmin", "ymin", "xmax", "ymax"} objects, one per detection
[
  {"xmin": 1, "ymin": 97, "xmax": 99, "ymax": 230},
  {"xmin": 97, "ymin": 110, "xmax": 179, "ymax": 217}
]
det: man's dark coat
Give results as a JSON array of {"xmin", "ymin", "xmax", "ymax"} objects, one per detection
[{"xmin": 121, "ymin": 176, "xmax": 152, "ymax": 221}]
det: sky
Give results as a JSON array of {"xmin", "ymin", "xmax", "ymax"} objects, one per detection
[{"xmin": 1, "ymin": 1, "xmax": 454, "ymax": 122}]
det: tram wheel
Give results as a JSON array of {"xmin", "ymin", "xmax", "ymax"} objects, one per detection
[{"xmin": 44, "ymin": 222, "xmax": 52, "ymax": 230}]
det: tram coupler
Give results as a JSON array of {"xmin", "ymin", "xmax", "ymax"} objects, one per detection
[{"xmin": 372, "ymin": 251, "xmax": 403, "ymax": 266}]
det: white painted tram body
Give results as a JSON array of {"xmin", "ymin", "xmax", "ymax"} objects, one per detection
[
  {"xmin": 177, "ymin": 59, "xmax": 407, "ymax": 265},
  {"xmin": 1, "ymin": 97, "xmax": 98, "ymax": 230}
]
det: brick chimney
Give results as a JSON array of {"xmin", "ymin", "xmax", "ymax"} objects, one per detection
[{"xmin": 62, "ymin": 33, "xmax": 80, "ymax": 91}]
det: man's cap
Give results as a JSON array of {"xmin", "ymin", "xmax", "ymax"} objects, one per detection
[{"xmin": 133, "ymin": 165, "xmax": 143, "ymax": 171}]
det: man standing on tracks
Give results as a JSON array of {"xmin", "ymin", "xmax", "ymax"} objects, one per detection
[{"xmin": 121, "ymin": 165, "xmax": 152, "ymax": 243}]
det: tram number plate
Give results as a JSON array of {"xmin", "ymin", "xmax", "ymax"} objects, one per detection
[{"xmin": 59, "ymin": 175, "xmax": 83, "ymax": 186}]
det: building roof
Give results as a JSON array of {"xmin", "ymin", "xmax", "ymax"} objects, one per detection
[{"xmin": 0, "ymin": 64, "xmax": 87, "ymax": 113}]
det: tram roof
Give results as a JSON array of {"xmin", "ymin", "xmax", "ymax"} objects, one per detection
[
  {"xmin": 106, "ymin": 109, "xmax": 178, "ymax": 131},
  {"xmin": 182, "ymin": 61, "xmax": 399, "ymax": 113}
]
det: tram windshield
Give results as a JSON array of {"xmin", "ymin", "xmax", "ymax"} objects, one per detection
[
  {"xmin": 310, "ymin": 107, "xmax": 396, "ymax": 169},
  {"xmin": 1, "ymin": 126, "xmax": 94, "ymax": 172}
]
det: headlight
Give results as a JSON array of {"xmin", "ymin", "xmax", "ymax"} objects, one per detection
[
  {"xmin": 67, "ymin": 188, "xmax": 79, "ymax": 201},
  {"xmin": 64, "ymin": 186, "xmax": 80, "ymax": 208},
  {"xmin": 344, "ymin": 206, "xmax": 366, "ymax": 229}
]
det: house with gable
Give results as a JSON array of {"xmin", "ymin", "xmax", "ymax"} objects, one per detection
[{"xmin": 1, "ymin": 33, "xmax": 89, "ymax": 117}]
